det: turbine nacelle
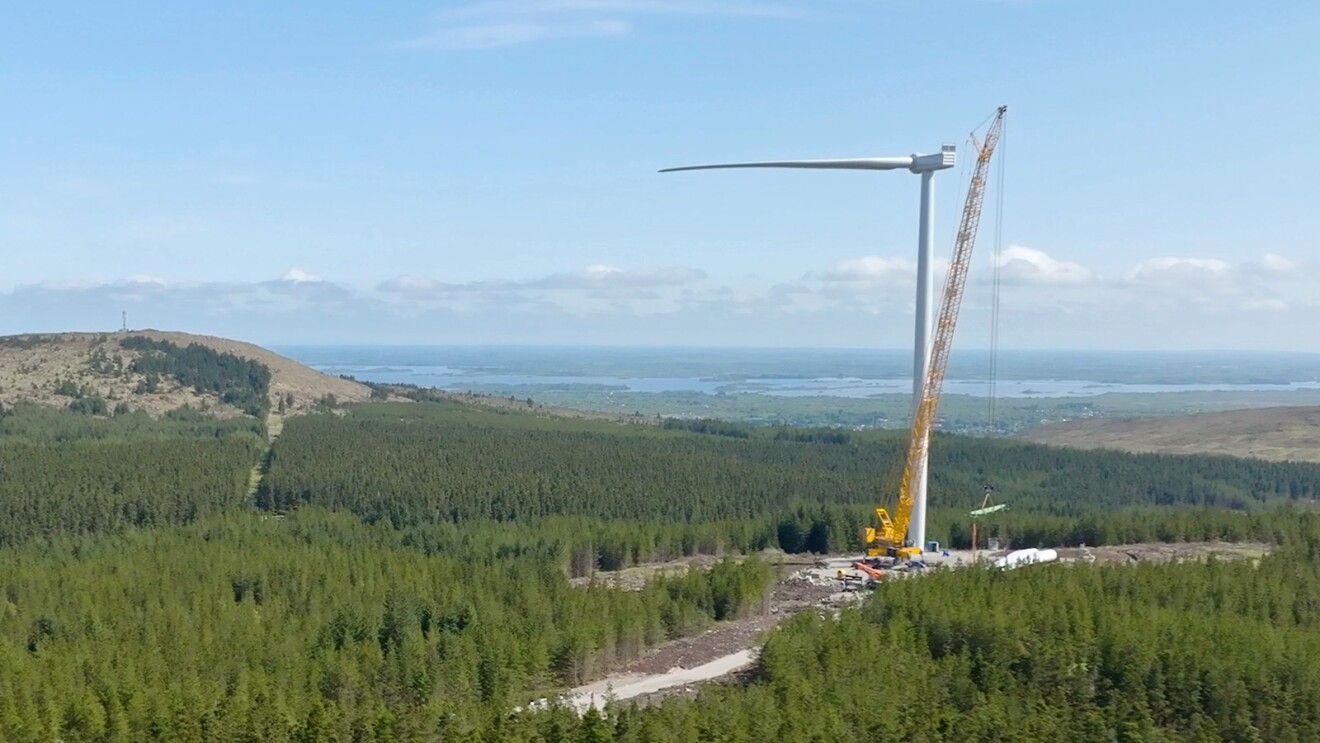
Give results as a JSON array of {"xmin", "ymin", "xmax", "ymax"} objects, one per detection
[
  {"xmin": 911, "ymin": 144, "xmax": 957, "ymax": 173},
  {"xmin": 660, "ymin": 139, "xmax": 958, "ymax": 555}
]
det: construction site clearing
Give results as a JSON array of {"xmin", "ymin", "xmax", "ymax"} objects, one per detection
[
  {"xmin": 551, "ymin": 541, "xmax": 1272, "ymax": 713},
  {"xmin": 799, "ymin": 540, "xmax": 1272, "ymax": 593}
]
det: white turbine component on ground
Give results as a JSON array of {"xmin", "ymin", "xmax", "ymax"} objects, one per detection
[
  {"xmin": 993, "ymin": 548, "xmax": 1059, "ymax": 570},
  {"xmin": 661, "ymin": 145, "xmax": 956, "ymax": 553}
]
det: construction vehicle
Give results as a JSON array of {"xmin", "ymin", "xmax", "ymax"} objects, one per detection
[
  {"xmin": 865, "ymin": 106, "xmax": 1008, "ymax": 560},
  {"xmin": 852, "ymin": 561, "xmax": 886, "ymax": 581},
  {"xmin": 835, "ymin": 561, "xmax": 886, "ymax": 591}
]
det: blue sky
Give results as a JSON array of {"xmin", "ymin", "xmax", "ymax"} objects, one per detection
[{"xmin": 2, "ymin": 1, "xmax": 1318, "ymax": 349}]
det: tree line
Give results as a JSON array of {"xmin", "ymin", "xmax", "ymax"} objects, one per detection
[
  {"xmin": 257, "ymin": 402, "xmax": 1320, "ymax": 551},
  {"xmin": 0, "ymin": 404, "xmax": 264, "ymax": 546},
  {"xmin": 0, "ymin": 510, "xmax": 773, "ymax": 742},
  {"xmin": 3, "ymin": 398, "xmax": 1315, "ymax": 559},
  {"xmin": 5, "ymin": 508, "xmax": 1319, "ymax": 741},
  {"xmin": 120, "ymin": 336, "xmax": 271, "ymax": 416}
]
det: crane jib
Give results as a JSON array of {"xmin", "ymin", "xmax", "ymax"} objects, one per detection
[{"xmin": 867, "ymin": 106, "xmax": 1008, "ymax": 559}]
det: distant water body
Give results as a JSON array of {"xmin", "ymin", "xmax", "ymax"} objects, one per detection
[{"xmin": 276, "ymin": 346, "xmax": 1320, "ymax": 400}]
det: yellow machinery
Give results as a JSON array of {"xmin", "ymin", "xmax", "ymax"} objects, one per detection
[{"xmin": 865, "ymin": 106, "xmax": 1008, "ymax": 559}]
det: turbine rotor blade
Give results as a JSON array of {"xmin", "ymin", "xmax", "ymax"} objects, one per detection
[{"xmin": 660, "ymin": 157, "xmax": 915, "ymax": 174}]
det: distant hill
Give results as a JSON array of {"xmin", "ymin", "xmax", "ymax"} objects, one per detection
[
  {"xmin": 0, "ymin": 330, "xmax": 372, "ymax": 417},
  {"xmin": 1018, "ymin": 406, "xmax": 1320, "ymax": 463}
]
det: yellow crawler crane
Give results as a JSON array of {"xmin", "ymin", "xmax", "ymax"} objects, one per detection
[{"xmin": 866, "ymin": 106, "xmax": 1008, "ymax": 559}]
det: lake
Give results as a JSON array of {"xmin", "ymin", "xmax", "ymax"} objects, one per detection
[{"xmin": 280, "ymin": 347, "xmax": 1320, "ymax": 400}]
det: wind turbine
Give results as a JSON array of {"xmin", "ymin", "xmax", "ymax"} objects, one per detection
[{"xmin": 661, "ymin": 143, "xmax": 957, "ymax": 555}]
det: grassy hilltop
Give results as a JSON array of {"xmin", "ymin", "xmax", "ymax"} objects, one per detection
[{"xmin": 0, "ymin": 330, "xmax": 372, "ymax": 417}]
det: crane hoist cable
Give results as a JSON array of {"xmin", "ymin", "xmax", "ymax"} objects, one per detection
[
  {"xmin": 865, "ymin": 105, "xmax": 1008, "ymax": 559},
  {"xmin": 989, "ymin": 115, "xmax": 1008, "ymax": 433}
]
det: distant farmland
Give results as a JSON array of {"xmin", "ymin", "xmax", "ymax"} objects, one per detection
[{"xmin": 1019, "ymin": 406, "xmax": 1320, "ymax": 463}]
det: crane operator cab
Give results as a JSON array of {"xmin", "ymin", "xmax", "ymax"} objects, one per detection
[{"xmin": 864, "ymin": 506, "xmax": 923, "ymax": 561}]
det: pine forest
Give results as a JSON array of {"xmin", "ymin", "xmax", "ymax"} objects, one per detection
[{"xmin": 2, "ymin": 396, "xmax": 1319, "ymax": 741}]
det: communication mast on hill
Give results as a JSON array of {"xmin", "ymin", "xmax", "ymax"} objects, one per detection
[{"xmin": 121, "ymin": 311, "xmax": 129, "ymax": 333}]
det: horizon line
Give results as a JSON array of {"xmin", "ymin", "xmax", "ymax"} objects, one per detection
[{"xmin": 264, "ymin": 343, "xmax": 1320, "ymax": 355}]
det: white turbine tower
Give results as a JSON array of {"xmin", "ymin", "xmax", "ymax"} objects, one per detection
[{"xmin": 661, "ymin": 144, "xmax": 956, "ymax": 554}]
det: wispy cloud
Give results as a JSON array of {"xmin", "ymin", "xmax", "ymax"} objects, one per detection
[
  {"xmin": 6, "ymin": 252, "xmax": 1315, "ymax": 348},
  {"xmin": 44, "ymin": 175, "xmax": 116, "ymax": 198},
  {"xmin": 398, "ymin": 0, "xmax": 803, "ymax": 50},
  {"xmin": 816, "ymin": 255, "xmax": 919, "ymax": 286},
  {"xmin": 376, "ymin": 264, "xmax": 707, "ymax": 310},
  {"xmin": 526, "ymin": 264, "xmax": 706, "ymax": 289},
  {"xmin": 438, "ymin": 0, "xmax": 801, "ymax": 19},
  {"xmin": 400, "ymin": 18, "xmax": 630, "ymax": 50},
  {"xmin": 281, "ymin": 267, "xmax": 323, "ymax": 283},
  {"xmin": 995, "ymin": 245, "xmax": 1094, "ymax": 286}
]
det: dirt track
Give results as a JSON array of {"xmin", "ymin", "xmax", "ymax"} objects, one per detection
[
  {"xmin": 558, "ymin": 541, "xmax": 1272, "ymax": 711},
  {"xmin": 545, "ymin": 559, "xmax": 839, "ymax": 712}
]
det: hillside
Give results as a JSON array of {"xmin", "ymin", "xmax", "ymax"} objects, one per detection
[
  {"xmin": 0, "ymin": 330, "xmax": 372, "ymax": 416},
  {"xmin": 1019, "ymin": 405, "xmax": 1320, "ymax": 463}
]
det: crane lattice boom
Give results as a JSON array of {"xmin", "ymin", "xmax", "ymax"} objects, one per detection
[{"xmin": 867, "ymin": 106, "xmax": 1007, "ymax": 557}]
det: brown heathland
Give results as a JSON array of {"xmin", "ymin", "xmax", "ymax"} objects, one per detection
[
  {"xmin": 0, "ymin": 330, "xmax": 372, "ymax": 416},
  {"xmin": 1018, "ymin": 406, "xmax": 1320, "ymax": 463}
]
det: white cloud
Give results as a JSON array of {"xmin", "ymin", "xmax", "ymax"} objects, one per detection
[
  {"xmin": 377, "ymin": 275, "xmax": 449, "ymax": 297},
  {"xmin": 4, "ymin": 252, "xmax": 1317, "ymax": 348},
  {"xmin": 1260, "ymin": 253, "xmax": 1296, "ymax": 273},
  {"xmin": 281, "ymin": 268, "xmax": 322, "ymax": 283},
  {"xmin": 123, "ymin": 274, "xmax": 173, "ymax": 286},
  {"xmin": 1111, "ymin": 254, "xmax": 1317, "ymax": 316},
  {"xmin": 1126, "ymin": 256, "xmax": 1233, "ymax": 283},
  {"xmin": 527, "ymin": 264, "xmax": 706, "ymax": 289},
  {"xmin": 1244, "ymin": 252, "xmax": 1312, "ymax": 280},
  {"xmin": 400, "ymin": 19, "xmax": 629, "ymax": 50},
  {"xmin": 439, "ymin": 0, "xmax": 800, "ymax": 19},
  {"xmin": 818, "ymin": 256, "xmax": 917, "ymax": 285},
  {"xmin": 994, "ymin": 245, "xmax": 1094, "ymax": 286},
  {"xmin": 32, "ymin": 279, "xmax": 97, "ymax": 291},
  {"xmin": 374, "ymin": 265, "xmax": 706, "ymax": 316},
  {"xmin": 399, "ymin": 0, "xmax": 801, "ymax": 50},
  {"xmin": 379, "ymin": 265, "xmax": 705, "ymax": 297}
]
